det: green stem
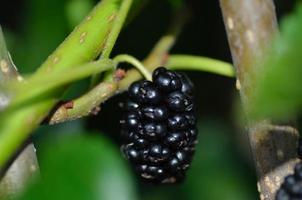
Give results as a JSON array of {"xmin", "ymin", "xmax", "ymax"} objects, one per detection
[
  {"xmin": 167, "ymin": 54, "xmax": 235, "ymax": 77},
  {"xmin": 47, "ymin": 81, "xmax": 117, "ymax": 124},
  {"xmin": 9, "ymin": 59, "xmax": 114, "ymax": 109},
  {"xmin": 0, "ymin": 100, "xmax": 55, "ymax": 172},
  {"xmin": 117, "ymin": 7, "xmax": 188, "ymax": 90},
  {"xmin": 114, "ymin": 54, "xmax": 152, "ymax": 81},
  {"xmin": 0, "ymin": 0, "xmax": 125, "ymax": 170}
]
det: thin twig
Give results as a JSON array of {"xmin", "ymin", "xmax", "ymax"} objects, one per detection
[
  {"xmin": 117, "ymin": 7, "xmax": 188, "ymax": 91},
  {"xmin": 114, "ymin": 54, "xmax": 152, "ymax": 81}
]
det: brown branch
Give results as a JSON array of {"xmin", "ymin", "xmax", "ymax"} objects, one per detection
[
  {"xmin": 0, "ymin": 144, "xmax": 39, "ymax": 200},
  {"xmin": 219, "ymin": 1, "xmax": 299, "ymax": 199}
]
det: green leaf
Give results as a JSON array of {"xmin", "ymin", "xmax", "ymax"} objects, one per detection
[
  {"xmin": 14, "ymin": 0, "xmax": 69, "ymax": 73},
  {"xmin": 251, "ymin": 4, "xmax": 302, "ymax": 119},
  {"xmin": 182, "ymin": 121, "xmax": 257, "ymax": 200},
  {"xmin": 18, "ymin": 134, "xmax": 137, "ymax": 200},
  {"xmin": 138, "ymin": 121, "xmax": 257, "ymax": 200}
]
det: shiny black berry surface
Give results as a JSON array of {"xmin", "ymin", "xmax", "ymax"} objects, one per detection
[
  {"xmin": 120, "ymin": 67, "xmax": 198, "ymax": 184},
  {"xmin": 276, "ymin": 162, "xmax": 302, "ymax": 200}
]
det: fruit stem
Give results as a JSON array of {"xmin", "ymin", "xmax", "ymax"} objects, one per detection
[
  {"xmin": 117, "ymin": 6, "xmax": 188, "ymax": 90},
  {"xmin": 113, "ymin": 54, "xmax": 152, "ymax": 81}
]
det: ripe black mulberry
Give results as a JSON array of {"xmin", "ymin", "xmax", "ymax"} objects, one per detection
[{"xmin": 120, "ymin": 67, "xmax": 198, "ymax": 184}]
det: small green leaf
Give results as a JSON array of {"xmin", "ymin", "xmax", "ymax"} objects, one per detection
[
  {"xmin": 18, "ymin": 134, "xmax": 137, "ymax": 200},
  {"xmin": 252, "ymin": 4, "xmax": 302, "ymax": 119}
]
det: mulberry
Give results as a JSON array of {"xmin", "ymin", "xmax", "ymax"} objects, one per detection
[{"xmin": 120, "ymin": 67, "xmax": 198, "ymax": 184}]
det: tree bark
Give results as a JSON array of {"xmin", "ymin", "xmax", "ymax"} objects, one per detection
[
  {"xmin": 0, "ymin": 26, "xmax": 40, "ymax": 199},
  {"xmin": 219, "ymin": 1, "xmax": 300, "ymax": 199},
  {"xmin": 0, "ymin": 144, "xmax": 39, "ymax": 199}
]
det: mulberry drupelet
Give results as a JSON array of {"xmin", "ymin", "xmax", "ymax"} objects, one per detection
[
  {"xmin": 276, "ymin": 162, "xmax": 302, "ymax": 200},
  {"xmin": 120, "ymin": 67, "xmax": 198, "ymax": 184}
]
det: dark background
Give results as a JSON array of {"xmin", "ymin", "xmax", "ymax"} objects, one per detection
[{"xmin": 0, "ymin": 0, "xmax": 298, "ymax": 199}]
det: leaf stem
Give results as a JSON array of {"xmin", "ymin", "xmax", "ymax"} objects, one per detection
[{"xmin": 167, "ymin": 54, "xmax": 235, "ymax": 77}]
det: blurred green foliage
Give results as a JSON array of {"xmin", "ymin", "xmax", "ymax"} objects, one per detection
[
  {"xmin": 13, "ymin": 0, "xmax": 69, "ymax": 73},
  {"xmin": 138, "ymin": 121, "xmax": 257, "ymax": 200},
  {"xmin": 183, "ymin": 121, "xmax": 256, "ymax": 200},
  {"xmin": 252, "ymin": 4, "xmax": 302, "ymax": 119},
  {"xmin": 26, "ymin": 120, "xmax": 256, "ymax": 200},
  {"xmin": 18, "ymin": 134, "xmax": 137, "ymax": 200},
  {"xmin": 65, "ymin": 0, "xmax": 94, "ymax": 29}
]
